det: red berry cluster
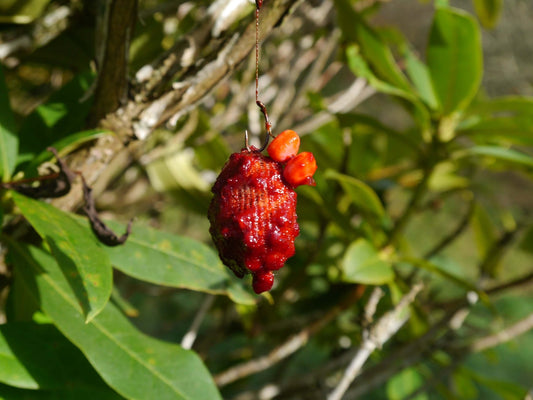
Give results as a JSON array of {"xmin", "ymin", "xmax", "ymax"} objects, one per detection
[
  {"xmin": 267, "ymin": 130, "xmax": 317, "ymax": 187},
  {"xmin": 208, "ymin": 130, "xmax": 316, "ymax": 293}
]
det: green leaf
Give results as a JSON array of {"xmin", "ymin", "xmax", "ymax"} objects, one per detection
[
  {"xmin": 334, "ymin": 0, "xmax": 411, "ymax": 91},
  {"xmin": 324, "ymin": 169, "xmax": 389, "ymax": 225},
  {"xmin": 473, "ymin": 0, "xmax": 502, "ymax": 29},
  {"xmin": 403, "ymin": 46, "xmax": 440, "ymax": 110},
  {"xmin": 460, "ymin": 367, "xmax": 528, "ymax": 399},
  {"xmin": 341, "ymin": 238, "xmax": 394, "ymax": 285},
  {"xmin": 12, "ymin": 192, "xmax": 112, "ymax": 322},
  {"xmin": 428, "ymin": 161, "xmax": 469, "ymax": 192},
  {"xmin": 452, "ymin": 368, "xmax": 479, "ymax": 400},
  {"xmin": 0, "ymin": 323, "xmax": 118, "ymax": 393},
  {"xmin": 146, "ymin": 147, "xmax": 211, "ymax": 214},
  {"xmin": 471, "ymin": 203, "xmax": 497, "ymax": 262},
  {"xmin": 17, "ymin": 70, "xmax": 95, "ymax": 165},
  {"xmin": 459, "ymin": 116, "xmax": 533, "ymax": 146},
  {"xmin": 23, "ymin": 129, "xmax": 112, "ymax": 177},
  {"xmin": 9, "ymin": 243, "xmax": 223, "ymax": 400},
  {"xmin": 466, "ymin": 96, "xmax": 533, "ymax": 116},
  {"xmin": 93, "ymin": 219, "xmax": 256, "ymax": 305},
  {"xmin": 386, "ymin": 368, "xmax": 428, "ymax": 400},
  {"xmin": 0, "ymin": 66, "xmax": 19, "ymax": 181},
  {"xmin": 354, "ymin": 23, "xmax": 412, "ymax": 92},
  {"xmin": 453, "ymin": 146, "xmax": 533, "ymax": 168},
  {"xmin": 459, "ymin": 97, "xmax": 533, "ymax": 146},
  {"xmin": 345, "ymin": 45, "xmax": 413, "ymax": 102},
  {"xmin": 427, "ymin": 7, "xmax": 482, "ymax": 115},
  {"xmin": 345, "ymin": 45, "xmax": 430, "ymax": 131}
]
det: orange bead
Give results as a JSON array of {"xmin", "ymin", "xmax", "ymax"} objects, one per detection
[
  {"xmin": 283, "ymin": 152, "xmax": 317, "ymax": 187},
  {"xmin": 267, "ymin": 130, "xmax": 300, "ymax": 163}
]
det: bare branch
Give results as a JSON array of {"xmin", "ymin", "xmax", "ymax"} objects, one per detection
[
  {"xmin": 327, "ymin": 283, "xmax": 423, "ymax": 400},
  {"xmin": 87, "ymin": 0, "xmax": 138, "ymax": 124},
  {"xmin": 181, "ymin": 294, "xmax": 215, "ymax": 350},
  {"xmin": 0, "ymin": 4, "xmax": 75, "ymax": 61},
  {"xmin": 52, "ymin": 0, "xmax": 301, "ymax": 213},
  {"xmin": 423, "ymin": 195, "xmax": 474, "ymax": 259},
  {"xmin": 470, "ymin": 312, "xmax": 533, "ymax": 353},
  {"xmin": 214, "ymin": 285, "xmax": 366, "ymax": 387}
]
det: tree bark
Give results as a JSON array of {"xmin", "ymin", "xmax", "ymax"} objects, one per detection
[{"xmin": 52, "ymin": 0, "xmax": 301, "ymax": 212}]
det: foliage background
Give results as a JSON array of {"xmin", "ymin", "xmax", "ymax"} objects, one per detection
[{"xmin": 1, "ymin": 0, "xmax": 533, "ymax": 399}]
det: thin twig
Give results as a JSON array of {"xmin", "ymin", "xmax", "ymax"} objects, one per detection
[
  {"xmin": 51, "ymin": 0, "xmax": 301, "ymax": 213},
  {"xmin": 327, "ymin": 283, "xmax": 423, "ymax": 400},
  {"xmin": 273, "ymin": 266, "xmax": 533, "ymax": 400},
  {"xmin": 363, "ymin": 287, "xmax": 384, "ymax": 324},
  {"xmin": 387, "ymin": 163, "xmax": 433, "ymax": 246},
  {"xmin": 469, "ymin": 312, "xmax": 533, "ymax": 353},
  {"xmin": 423, "ymin": 195, "xmax": 475, "ymax": 259},
  {"xmin": 0, "ymin": 4, "xmax": 74, "ymax": 61},
  {"xmin": 181, "ymin": 294, "xmax": 215, "ymax": 350},
  {"xmin": 214, "ymin": 286, "xmax": 365, "ymax": 387}
]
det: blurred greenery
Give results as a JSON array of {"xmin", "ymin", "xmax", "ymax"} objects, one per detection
[{"xmin": 1, "ymin": 0, "xmax": 533, "ymax": 399}]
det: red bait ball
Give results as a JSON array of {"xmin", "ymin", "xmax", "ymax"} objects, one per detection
[
  {"xmin": 267, "ymin": 130, "xmax": 300, "ymax": 163},
  {"xmin": 283, "ymin": 152, "xmax": 317, "ymax": 188},
  {"xmin": 208, "ymin": 149, "xmax": 300, "ymax": 293},
  {"xmin": 252, "ymin": 270, "xmax": 274, "ymax": 294}
]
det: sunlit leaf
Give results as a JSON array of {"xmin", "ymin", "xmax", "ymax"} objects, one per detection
[
  {"xmin": 345, "ymin": 45, "xmax": 430, "ymax": 130},
  {"xmin": 12, "ymin": 192, "xmax": 112, "ymax": 322},
  {"xmin": 341, "ymin": 238, "xmax": 394, "ymax": 284},
  {"xmin": 427, "ymin": 7, "xmax": 482, "ymax": 115},
  {"xmin": 324, "ymin": 169, "xmax": 389, "ymax": 225},
  {"xmin": 428, "ymin": 161, "xmax": 470, "ymax": 192},
  {"xmin": 453, "ymin": 146, "xmax": 533, "ymax": 168},
  {"xmin": 459, "ymin": 97, "xmax": 533, "ymax": 146},
  {"xmin": 466, "ymin": 96, "xmax": 533, "ymax": 116},
  {"xmin": 386, "ymin": 368, "xmax": 428, "ymax": 400},
  {"xmin": 9, "ymin": 243, "xmax": 223, "ymax": 400},
  {"xmin": 333, "ymin": 0, "xmax": 411, "ymax": 91},
  {"xmin": 403, "ymin": 46, "xmax": 440, "ymax": 110},
  {"xmin": 90, "ymin": 219, "xmax": 256, "ymax": 306}
]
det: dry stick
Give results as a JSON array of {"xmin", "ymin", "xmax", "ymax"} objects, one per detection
[
  {"xmin": 0, "ymin": 4, "xmax": 73, "ymax": 60},
  {"xmin": 338, "ymin": 305, "xmax": 464, "ymax": 399},
  {"xmin": 402, "ymin": 311, "xmax": 533, "ymax": 400},
  {"xmin": 470, "ymin": 312, "xmax": 533, "ymax": 353},
  {"xmin": 327, "ymin": 283, "xmax": 423, "ymax": 400},
  {"xmin": 276, "ymin": 268, "xmax": 533, "ymax": 400},
  {"xmin": 386, "ymin": 164, "xmax": 432, "ymax": 246},
  {"xmin": 342, "ymin": 242, "xmax": 528, "ymax": 399},
  {"xmin": 181, "ymin": 294, "xmax": 215, "ymax": 350},
  {"xmin": 214, "ymin": 285, "xmax": 366, "ymax": 387},
  {"xmin": 52, "ymin": 0, "xmax": 300, "ymax": 213}
]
